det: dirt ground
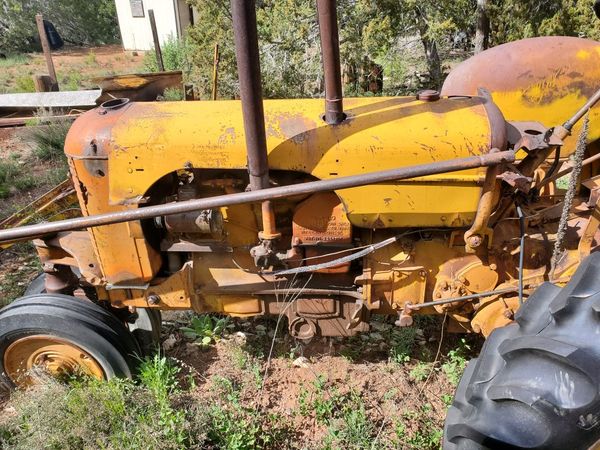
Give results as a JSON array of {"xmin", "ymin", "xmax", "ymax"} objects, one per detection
[
  {"xmin": 0, "ymin": 45, "xmax": 146, "ymax": 94},
  {"xmin": 160, "ymin": 311, "xmax": 481, "ymax": 448}
]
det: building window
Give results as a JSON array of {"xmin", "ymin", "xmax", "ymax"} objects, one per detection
[{"xmin": 130, "ymin": 0, "xmax": 145, "ymax": 18}]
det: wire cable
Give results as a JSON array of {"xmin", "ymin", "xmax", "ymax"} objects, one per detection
[{"xmin": 516, "ymin": 204, "xmax": 525, "ymax": 305}]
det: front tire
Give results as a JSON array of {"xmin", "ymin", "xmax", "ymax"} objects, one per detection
[
  {"xmin": 0, "ymin": 294, "xmax": 140, "ymax": 388},
  {"xmin": 444, "ymin": 253, "xmax": 600, "ymax": 449},
  {"xmin": 24, "ymin": 273, "xmax": 161, "ymax": 356}
]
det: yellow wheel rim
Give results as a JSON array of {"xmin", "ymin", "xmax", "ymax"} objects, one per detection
[{"xmin": 4, "ymin": 335, "xmax": 104, "ymax": 386}]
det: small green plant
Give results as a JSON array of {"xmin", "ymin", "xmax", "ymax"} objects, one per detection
[
  {"xmin": 322, "ymin": 392, "xmax": 377, "ymax": 449},
  {"xmin": 27, "ymin": 115, "xmax": 71, "ymax": 162},
  {"xmin": 339, "ymin": 335, "xmax": 366, "ymax": 361},
  {"xmin": 400, "ymin": 404, "xmax": 443, "ymax": 450},
  {"xmin": 389, "ymin": 326, "xmax": 418, "ymax": 364},
  {"xmin": 297, "ymin": 375, "xmax": 345, "ymax": 425},
  {"xmin": 138, "ymin": 354, "xmax": 180, "ymax": 401},
  {"xmin": 204, "ymin": 375, "xmax": 291, "ymax": 449},
  {"xmin": 180, "ymin": 314, "xmax": 230, "ymax": 346},
  {"xmin": 442, "ymin": 338, "xmax": 471, "ymax": 386},
  {"xmin": 0, "ymin": 366, "xmax": 193, "ymax": 449},
  {"xmin": 0, "ymin": 159, "xmax": 37, "ymax": 198},
  {"xmin": 143, "ymin": 36, "xmax": 190, "ymax": 73},
  {"xmin": 0, "ymin": 244, "xmax": 41, "ymax": 306},
  {"xmin": 15, "ymin": 75, "xmax": 35, "ymax": 93},
  {"xmin": 394, "ymin": 420, "xmax": 407, "ymax": 441},
  {"xmin": 85, "ymin": 50, "xmax": 97, "ymax": 65},
  {"xmin": 442, "ymin": 394, "xmax": 454, "ymax": 407},
  {"xmin": 160, "ymin": 87, "xmax": 184, "ymax": 101},
  {"xmin": 409, "ymin": 361, "xmax": 431, "ymax": 382},
  {"xmin": 60, "ymin": 71, "xmax": 84, "ymax": 91},
  {"xmin": 0, "ymin": 54, "xmax": 30, "ymax": 68},
  {"xmin": 137, "ymin": 354, "xmax": 188, "ymax": 446}
]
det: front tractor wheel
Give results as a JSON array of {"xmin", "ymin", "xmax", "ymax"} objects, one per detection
[
  {"xmin": 0, "ymin": 294, "xmax": 140, "ymax": 388},
  {"xmin": 444, "ymin": 253, "xmax": 600, "ymax": 449}
]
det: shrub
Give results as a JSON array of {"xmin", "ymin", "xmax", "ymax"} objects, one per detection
[
  {"xmin": 14, "ymin": 76, "xmax": 35, "ymax": 93},
  {"xmin": 0, "ymin": 356, "xmax": 192, "ymax": 450},
  {"xmin": 0, "ymin": 0, "xmax": 119, "ymax": 53},
  {"xmin": 26, "ymin": 115, "xmax": 71, "ymax": 162},
  {"xmin": 143, "ymin": 36, "xmax": 191, "ymax": 73}
]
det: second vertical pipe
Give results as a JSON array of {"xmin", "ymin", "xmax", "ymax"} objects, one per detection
[
  {"xmin": 317, "ymin": 0, "xmax": 344, "ymax": 125},
  {"xmin": 231, "ymin": 0, "xmax": 279, "ymax": 239}
]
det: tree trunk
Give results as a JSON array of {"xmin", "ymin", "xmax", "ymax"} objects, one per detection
[
  {"xmin": 474, "ymin": 0, "xmax": 489, "ymax": 54},
  {"xmin": 422, "ymin": 38, "xmax": 442, "ymax": 88}
]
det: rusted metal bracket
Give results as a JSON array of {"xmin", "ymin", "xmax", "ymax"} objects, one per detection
[
  {"xmin": 497, "ymin": 166, "xmax": 533, "ymax": 194},
  {"xmin": 464, "ymin": 148, "xmax": 502, "ymax": 252}
]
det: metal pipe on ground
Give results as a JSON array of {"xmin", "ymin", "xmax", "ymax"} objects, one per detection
[
  {"xmin": 317, "ymin": 0, "xmax": 344, "ymax": 125},
  {"xmin": 231, "ymin": 0, "xmax": 279, "ymax": 239},
  {"xmin": 0, "ymin": 150, "xmax": 514, "ymax": 244}
]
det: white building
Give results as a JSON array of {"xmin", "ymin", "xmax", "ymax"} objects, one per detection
[{"xmin": 114, "ymin": 0, "xmax": 195, "ymax": 51}]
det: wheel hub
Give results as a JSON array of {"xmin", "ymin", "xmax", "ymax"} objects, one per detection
[{"xmin": 4, "ymin": 335, "xmax": 104, "ymax": 386}]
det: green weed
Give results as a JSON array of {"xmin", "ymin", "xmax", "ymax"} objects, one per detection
[
  {"xmin": 0, "ymin": 244, "xmax": 41, "ymax": 306},
  {"xmin": 409, "ymin": 361, "xmax": 431, "ymax": 382},
  {"xmin": 297, "ymin": 375, "xmax": 343, "ymax": 424},
  {"xmin": 137, "ymin": 354, "xmax": 188, "ymax": 446},
  {"xmin": 230, "ymin": 345, "xmax": 263, "ymax": 389},
  {"xmin": 298, "ymin": 374, "xmax": 381, "ymax": 449},
  {"xmin": 143, "ymin": 36, "xmax": 191, "ymax": 73},
  {"xmin": 15, "ymin": 75, "xmax": 35, "ymax": 93},
  {"xmin": 0, "ymin": 358, "xmax": 193, "ymax": 450},
  {"xmin": 60, "ymin": 71, "xmax": 84, "ymax": 91},
  {"xmin": 0, "ymin": 54, "xmax": 30, "ymax": 68},
  {"xmin": 389, "ymin": 326, "xmax": 418, "ymax": 364},
  {"xmin": 442, "ymin": 394, "xmax": 454, "ymax": 407},
  {"xmin": 323, "ymin": 392, "xmax": 375, "ymax": 449},
  {"xmin": 204, "ymin": 375, "xmax": 291, "ymax": 449},
  {"xmin": 181, "ymin": 314, "xmax": 231, "ymax": 346},
  {"xmin": 442, "ymin": 338, "xmax": 470, "ymax": 386},
  {"xmin": 399, "ymin": 404, "xmax": 443, "ymax": 450},
  {"xmin": 0, "ymin": 159, "xmax": 36, "ymax": 198},
  {"xmin": 27, "ymin": 117, "xmax": 71, "ymax": 162},
  {"xmin": 85, "ymin": 50, "xmax": 97, "ymax": 65},
  {"xmin": 160, "ymin": 87, "xmax": 184, "ymax": 101}
]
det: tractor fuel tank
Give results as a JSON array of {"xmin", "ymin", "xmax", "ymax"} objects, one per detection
[{"xmin": 442, "ymin": 36, "xmax": 600, "ymax": 155}]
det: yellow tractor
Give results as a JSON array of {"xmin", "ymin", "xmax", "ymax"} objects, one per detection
[{"xmin": 1, "ymin": 1, "xmax": 600, "ymax": 448}]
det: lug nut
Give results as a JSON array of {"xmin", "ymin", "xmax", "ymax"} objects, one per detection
[
  {"xmin": 147, "ymin": 294, "xmax": 161, "ymax": 306},
  {"xmin": 467, "ymin": 234, "xmax": 483, "ymax": 247}
]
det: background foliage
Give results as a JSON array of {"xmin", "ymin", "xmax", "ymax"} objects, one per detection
[
  {"xmin": 1, "ymin": 0, "xmax": 599, "ymax": 98},
  {"xmin": 183, "ymin": 0, "xmax": 599, "ymax": 99},
  {"xmin": 0, "ymin": 0, "xmax": 119, "ymax": 52}
]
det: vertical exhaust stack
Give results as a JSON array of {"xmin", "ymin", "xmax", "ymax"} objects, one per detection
[
  {"xmin": 231, "ymin": 0, "xmax": 280, "ymax": 244},
  {"xmin": 317, "ymin": 0, "xmax": 345, "ymax": 125}
]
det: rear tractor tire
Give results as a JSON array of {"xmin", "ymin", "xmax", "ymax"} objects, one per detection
[
  {"xmin": 444, "ymin": 252, "xmax": 600, "ymax": 449},
  {"xmin": 0, "ymin": 294, "xmax": 141, "ymax": 388}
]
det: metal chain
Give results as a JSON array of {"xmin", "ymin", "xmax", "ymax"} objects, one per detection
[{"xmin": 550, "ymin": 113, "xmax": 590, "ymax": 279}]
